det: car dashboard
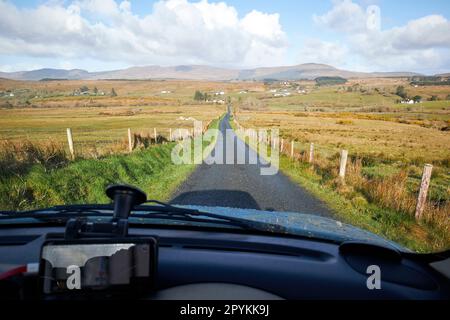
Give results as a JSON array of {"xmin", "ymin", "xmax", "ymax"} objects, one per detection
[{"xmin": 0, "ymin": 225, "xmax": 449, "ymax": 300}]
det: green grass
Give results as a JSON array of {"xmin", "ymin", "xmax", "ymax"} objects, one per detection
[{"xmin": 417, "ymin": 100, "xmax": 450, "ymax": 110}]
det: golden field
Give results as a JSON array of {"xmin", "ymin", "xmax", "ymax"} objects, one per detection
[{"xmin": 0, "ymin": 79, "xmax": 236, "ymax": 155}]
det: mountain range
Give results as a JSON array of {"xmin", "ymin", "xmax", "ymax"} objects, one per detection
[{"xmin": 0, "ymin": 63, "xmax": 425, "ymax": 81}]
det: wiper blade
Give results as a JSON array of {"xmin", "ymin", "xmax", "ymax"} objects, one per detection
[
  {"xmin": 0, "ymin": 202, "xmax": 288, "ymax": 234},
  {"xmin": 140, "ymin": 200, "xmax": 288, "ymax": 233},
  {"xmin": 0, "ymin": 205, "xmax": 110, "ymax": 217}
]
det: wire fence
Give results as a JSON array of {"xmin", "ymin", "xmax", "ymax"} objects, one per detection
[{"xmin": 232, "ymin": 114, "xmax": 443, "ymax": 222}]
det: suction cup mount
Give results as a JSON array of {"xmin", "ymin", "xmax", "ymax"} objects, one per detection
[
  {"xmin": 106, "ymin": 184, "xmax": 147, "ymax": 220},
  {"xmin": 65, "ymin": 184, "xmax": 147, "ymax": 239}
]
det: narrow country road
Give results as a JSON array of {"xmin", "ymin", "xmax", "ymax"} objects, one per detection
[{"xmin": 170, "ymin": 113, "xmax": 332, "ymax": 216}]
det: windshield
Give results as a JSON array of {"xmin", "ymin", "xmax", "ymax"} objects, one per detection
[{"xmin": 0, "ymin": 0, "xmax": 449, "ymax": 254}]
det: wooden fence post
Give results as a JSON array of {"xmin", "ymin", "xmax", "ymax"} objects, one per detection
[
  {"xmin": 415, "ymin": 164, "xmax": 433, "ymax": 220},
  {"xmin": 309, "ymin": 143, "xmax": 314, "ymax": 163},
  {"xmin": 339, "ymin": 150, "xmax": 348, "ymax": 179},
  {"xmin": 154, "ymin": 128, "xmax": 157, "ymax": 144},
  {"xmin": 66, "ymin": 128, "xmax": 75, "ymax": 160},
  {"xmin": 127, "ymin": 128, "xmax": 133, "ymax": 152},
  {"xmin": 169, "ymin": 128, "xmax": 172, "ymax": 141},
  {"xmin": 280, "ymin": 139, "xmax": 284, "ymax": 153},
  {"xmin": 291, "ymin": 141, "xmax": 294, "ymax": 158}
]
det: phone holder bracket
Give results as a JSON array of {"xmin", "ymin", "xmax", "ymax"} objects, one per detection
[{"xmin": 64, "ymin": 184, "xmax": 147, "ymax": 240}]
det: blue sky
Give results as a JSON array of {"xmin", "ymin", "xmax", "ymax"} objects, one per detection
[{"xmin": 1, "ymin": 0, "xmax": 450, "ymax": 74}]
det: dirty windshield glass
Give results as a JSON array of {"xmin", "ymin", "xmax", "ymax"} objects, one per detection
[{"xmin": 0, "ymin": 0, "xmax": 449, "ymax": 254}]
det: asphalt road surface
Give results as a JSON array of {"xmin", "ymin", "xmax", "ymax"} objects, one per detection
[{"xmin": 170, "ymin": 113, "xmax": 332, "ymax": 216}]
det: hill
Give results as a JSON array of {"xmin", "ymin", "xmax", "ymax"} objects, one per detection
[{"xmin": 0, "ymin": 63, "xmax": 424, "ymax": 81}]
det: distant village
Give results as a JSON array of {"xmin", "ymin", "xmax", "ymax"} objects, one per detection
[{"xmin": 72, "ymin": 86, "xmax": 107, "ymax": 96}]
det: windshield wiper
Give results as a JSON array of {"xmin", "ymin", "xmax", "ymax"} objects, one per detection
[
  {"xmin": 0, "ymin": 204, "xmax": 110, "ymax": 215},
  {"xmin": 0, "ymin": 202, "xmax": 288, "ymax": 234},
  {"xmin": 0, "ymin": 205, "xmax": 110, "ymax": 219}
]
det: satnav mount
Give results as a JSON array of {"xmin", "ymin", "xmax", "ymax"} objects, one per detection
[{"xmin": 64, "ymin": 184, "xmax": 147, "ymax": 240}]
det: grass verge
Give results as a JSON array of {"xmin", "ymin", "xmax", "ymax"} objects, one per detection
[
  {"xmin": 0, "ymin": 143, "xmax": 195, "ymax": 210},
  {"xmin": 278, "ymin": 155, "xmax": 449, "ymax": 253}
]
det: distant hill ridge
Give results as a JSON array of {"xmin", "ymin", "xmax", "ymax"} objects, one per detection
[{"xmin": 0, "ymin": 63, "xmax": 428, "ymax": 81}]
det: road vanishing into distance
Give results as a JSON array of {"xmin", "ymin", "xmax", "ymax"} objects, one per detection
[{"xmin": 170, "ymin": 113, "xmax": 332, "ymax": 216}]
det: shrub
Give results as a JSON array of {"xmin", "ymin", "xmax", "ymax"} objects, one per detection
[
  {"xmin": 336, "ymin": 119, "xmax": 354, "ymax": 125},
  {"xmin": 396, "ymin": 86, "xmax": 407, "ymax": 99}
]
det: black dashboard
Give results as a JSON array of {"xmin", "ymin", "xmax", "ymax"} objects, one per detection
[{"xmin": 0, "ymin": 225, "xmax": 449, "ymax": 300}]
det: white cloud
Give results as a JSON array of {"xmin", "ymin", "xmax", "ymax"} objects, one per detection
[
  {"xmin": 298, "ymin": 39, "xmax": 349, "ymax": 67},
  {"xmin": 0, "ymin": 0, "xmax": 287, "ymax": 68},
  {"xmin": 390, "ymin": 15, "xmax": 450, "ymax": 50},
  {"xmin": 241, "ymin": 10, "xmax": 285, "ymax": 43},
  {"xmin": 310, "ymin": 0, "xmax": 450, "ymax": 73},
  {"xmin": 313, "ymin": 0, "xmax": 367, "ymax": 33}
]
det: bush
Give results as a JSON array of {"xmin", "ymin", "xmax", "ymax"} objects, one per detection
[
  {"xmin": 194, "ymin": 90, "xmax": 204, "ymax": 101},
  {"xmin": 396, "ymin": 86, "xmax": 407, "ymax": 99},
  {"xmin": 336, "ymin": 119, "xmax": 354, "ymax": 125},
  {"xmin": 412, "ymin": 95, "xmax": 422, "ymax": 103}
]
